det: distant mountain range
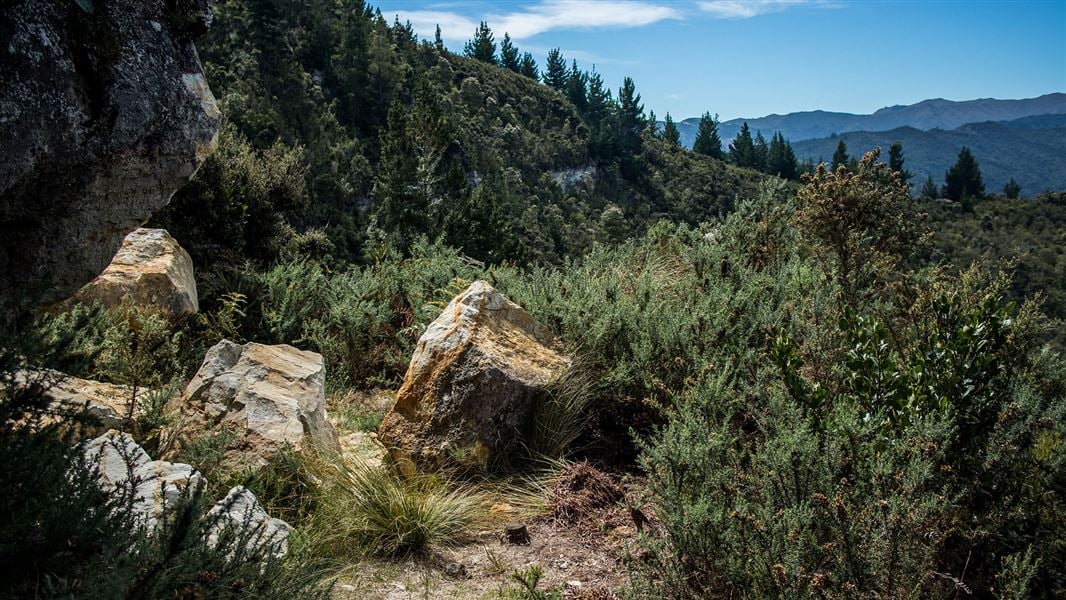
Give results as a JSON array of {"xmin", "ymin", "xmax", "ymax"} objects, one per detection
[
  {"xmin": 667, "ymin": 93, "xmax": 1066, "ymax": 194},
  {"xmin": 791, "ymin": 115, "xmax": 1066, "ymax": 195},
  {"xmin": 673, "ymin": 93, "xmax": 1066, "ymax": 146}
]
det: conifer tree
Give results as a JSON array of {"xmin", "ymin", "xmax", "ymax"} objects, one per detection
[
  {"xmin": 464, "ymin": 21, "xmax": 496, "ymax": 64},
  {"xmin": 729, "ymin": 123, "xmax": 757, "ymax": 169},
  {"xmin": 692, "ymin": 112, "xmax": 724, "ymax": 159},
  {"xmin": 500, "ymin": 33, "xmax": 519, "ymax": 72},
  {"xmin": 888, "ymin": 142, "xmax": 912, "ymax": 183},
  {"xmin": 647, "ymin": 110, "xmax": 658, "ymax": 137},
  {"xmin": 543, "ymin": 49, "xmax": 568, "ymax": 90},
  {"xmin": 767, "ymin": 132, "xmax": 798, "ymax": 179},
  {"xmin": 565, "ymin": 60, "xmax": 588, "ymax": 112},
  {"xmin": 943, "ymin": 146, "xmax": 985, "ymax": 201},
  {"xmin": 1003, "ymin": 177, "xmax": 1021, "ymax": 199},
  {"xmin": 434, "ymin": 24, "xmax": 443, "ymax": 51},
  {"xmin": 831, "ymin": 139, "xmax": 850, "ymax": 171},
  {"xmin": 616, "ymin": 76, "xmax": 645, "ymax": 157},
  {"xmin": 920, "ymin": 175, "xmax": 938, "ymax": 199},
  {"xmin": 663, "ymin": 113, "xmax": 681, "ymax": 147},
  {"xmin": 586, "ymin": 69, "xmax": 615, "ymax": 158},
  {"xmin": 373, "ymin": 101, "xmax": 428, "ymax": 249},
  {"xmin": 519, "ymin": 53, "xmax": 538, "ymax": 79},
  {"xmin": 753, "ymin": 132, "xmax": 769, "ymax": 172}
]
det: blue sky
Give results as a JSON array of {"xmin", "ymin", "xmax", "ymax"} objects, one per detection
[{"xmin": 376, "ymin": 0, "xmax": 1066, "ymax": 121}]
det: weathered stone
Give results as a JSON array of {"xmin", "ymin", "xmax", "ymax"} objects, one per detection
[
  {"xmin": 0, "ymin": 0, "xmax": 220, "ymax": 304},
  {"xmin": 206, "ymin": 485, "xmax": 292, "ymax": 557},
  {"xmin": 75, "ymin": 228, "xmax": 198, "ymax": 319},
  {"xmin": 17, "ymin": 369, "xmax": 131, "ymax": 435},
  {"xmin": 83, "ymin": 430, "xmax": 203, "ymax": 531},
  {"xmin": 378, "ymin": 281, "xmax": 570, "ymax": 473},
  {"xmin": 172, "ymin": 340, "xmax": 338, "ymax": 468}
]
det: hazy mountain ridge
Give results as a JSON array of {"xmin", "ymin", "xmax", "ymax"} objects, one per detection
[
  {"xmin": 791, "ymin": 119, "xmax": 1066, "ymax": 195},
  {"xmin": 672, "ymin": 93, "xmax": 1066, "ymax": 147}
]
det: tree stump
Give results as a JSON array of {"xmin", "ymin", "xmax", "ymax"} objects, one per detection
[{"xmin": 503, "ymin": 521, "xmax": 530, "ymax": 545}]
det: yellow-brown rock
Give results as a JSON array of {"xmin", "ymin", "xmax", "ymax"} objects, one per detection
[
  {"xmin": 378, "ymin": 281, "xmax": 570, "ymax": 473},
  {"xmin": 77, "ymin": 228, "xmax": 198, "ymax": 320}
]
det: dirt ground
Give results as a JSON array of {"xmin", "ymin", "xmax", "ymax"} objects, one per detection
[{"xmin": 329, "ymin": 517, "xmax": 637, "ymax": 599}]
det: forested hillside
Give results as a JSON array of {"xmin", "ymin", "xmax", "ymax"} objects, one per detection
[{"xmin": 152, "ymin": 0, "xmax": 761, "ymax": 271}]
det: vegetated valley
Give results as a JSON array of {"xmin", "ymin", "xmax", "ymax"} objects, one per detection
[{"xmin": 1, "ymin": 2, "xmax": 1064, "ymax": 599}]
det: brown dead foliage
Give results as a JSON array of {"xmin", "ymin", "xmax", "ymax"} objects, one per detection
[{"xmin": 548, "ymin": 461, "xmax": 625, "ymax": 524}]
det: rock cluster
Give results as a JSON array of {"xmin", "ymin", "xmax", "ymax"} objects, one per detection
[
  {"xmin": 170, "ymin": 340, "xmax": 338, "ymax": 468},
  {"xmin": 378, "ymin": 281, "xmax": 570, "ymax": 473},
  {"xmin": 0, "ymin": 0, "xmax": 220, "ymax": 304},
  {"xmin": 76, "ymin": 228, "xmax": 199, "ymax": 320},
  {"xmin": 84, "ymin": 430, "xmax": 291, "ymax": 556}
]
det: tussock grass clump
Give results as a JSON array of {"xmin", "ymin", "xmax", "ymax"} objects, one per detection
[{"xmin": 310, "ymin": 455, "xmax": 487, "ymax": 557}]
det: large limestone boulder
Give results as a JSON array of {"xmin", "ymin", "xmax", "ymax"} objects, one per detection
[
  {"xmin": 378, "ymin": 281, "xmax": 571, "ymax": 473},
  {"xmin": 77, "ymin": 228, "xmax": 198, "ymax": 319},
  {"xmin": 0, "ymin": 0, "xmax": 220, "ymax": 304},
  {"xmin": 171, "ymin": 340, "xmax": 338, "ymax": 468},
  {"xmin": 84, "ymin": 430, "xmax": 204, "ymax": 531}
]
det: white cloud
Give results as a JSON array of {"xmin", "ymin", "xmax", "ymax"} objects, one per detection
[
  {"xmin": 698, "ymin": 0, "xmax": 837, "ymax": 19},
  {"xmin": 385, "ymin": 0, "xmax": 682, "ymax": 42}
]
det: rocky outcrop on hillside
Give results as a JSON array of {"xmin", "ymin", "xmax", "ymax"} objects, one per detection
[
  {"xmin": 169, "ymin": 340, "xmax": 338, "ymax": 469},
  {"xmin": 0, "ymin": 0, "xmax": 220, "ymax": 304},
  {"xmin": 379, "ymin": 281, "xmax": 571, "ymax": 473},
  {"xmin": 76, "ymin": 228, "xmax": 199, "ymax": 320}
]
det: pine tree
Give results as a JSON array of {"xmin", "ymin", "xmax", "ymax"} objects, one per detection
[
  {"xmin": 372, "ymin": 101, "xmax": 428, "ymax": 249},
  {"xmin": 565, "ymin": 60, "xmax": 588, "ymax": 112},
  {"xmin": 943, "ymin": 146, "xmax": 985, "ymax": 201},
  {"xmin": 887, "ymin": 142, "xmax": 912, "ymax": 183},
  {"xmin": 616, "ymin": 76, "xmax": 645, "ymax": 158},
  {"xmin": 729, "ymin": 123, "xmax": 757, "ymax": 169},
  {"xmin": 647, "ymin": 110, "xmax": 658, "ymax": 137},
  {"xmin": 518, "ymin": 53, "xmax": 538, "ymax": 79},
  {"xmin": 767, "ymin": 132, "xmax": 798, "ymax": 179},
  {"xmin": 499, "ymin": 33, "xmax": 519, "ymax": 72},
  {"xmin": 662, "ymin": 113, "xmax": 681, "ymax": 147},
  {"xmin": 463, "ymin": 21, "xmax": 496, "ymax": 64},
  {"xmin": 753, "ymin": 132, "xmax": 769, "ymax": 172},
  {"xmin": 692, "ymin": 112, "xmax": 724, "ymax": 159},
  {"xmin": 920, "ymin": 174, "xmax": 938, "ymax": 199},
  {"xmin": 543, "ymin": 48, "xmax": 568, "ymax": 90},
  {"xmin": 585, "ymin": 69, "xmax": 615, "ymax": 158},
  {"xmin": 831, "ymin": 139, "xmax": 850, "ymax": 171},
  {"xmin": 434, "ymin": 25, "xmax": 443, "ymax": 51},
  {"xmin": 1003, "ymin": 177, "xmax": 1021, "ymax": 199}
]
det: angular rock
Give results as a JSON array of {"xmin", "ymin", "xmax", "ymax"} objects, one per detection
[
  {"xmin": 76, "ymin": 228, "xmax": 198, "ymax": 319},
  {"xmin": 18, "ymin": 369, "xmax": 131, "ymax": 435},
  {"xmin": 84, "ymin": 430, "xmax": 203, "ymax": 531},
  {"xmin": 0, "ymin": 0, "xmax": 220, "ymax": 304},
  {"xmin": 206, "ymin": 486, "xmax": 292, "ymax": 558},
  {"xmin": 378, "ymin": 281, "xmax": 570, "ymax": 473},
  {"xmin": 173, "ymin": 340, "xmax": 338, "ymax": 468}
]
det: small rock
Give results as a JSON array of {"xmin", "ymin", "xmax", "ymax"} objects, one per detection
[
  {"xmin": 443, "ymin": 562, "xmax": 468, "ymax": 579},
  {"xmin": 503, "ymin": 521, "xmax": 530, "ymax": 545},
  {"xmin": 17, "ymin": 369, "xmax": 132, "ymax": 435}
]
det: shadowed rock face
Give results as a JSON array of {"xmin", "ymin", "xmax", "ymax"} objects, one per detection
[{"xmin": 0, "ymin": 0, "xmax": 220, "ymax": 303}]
